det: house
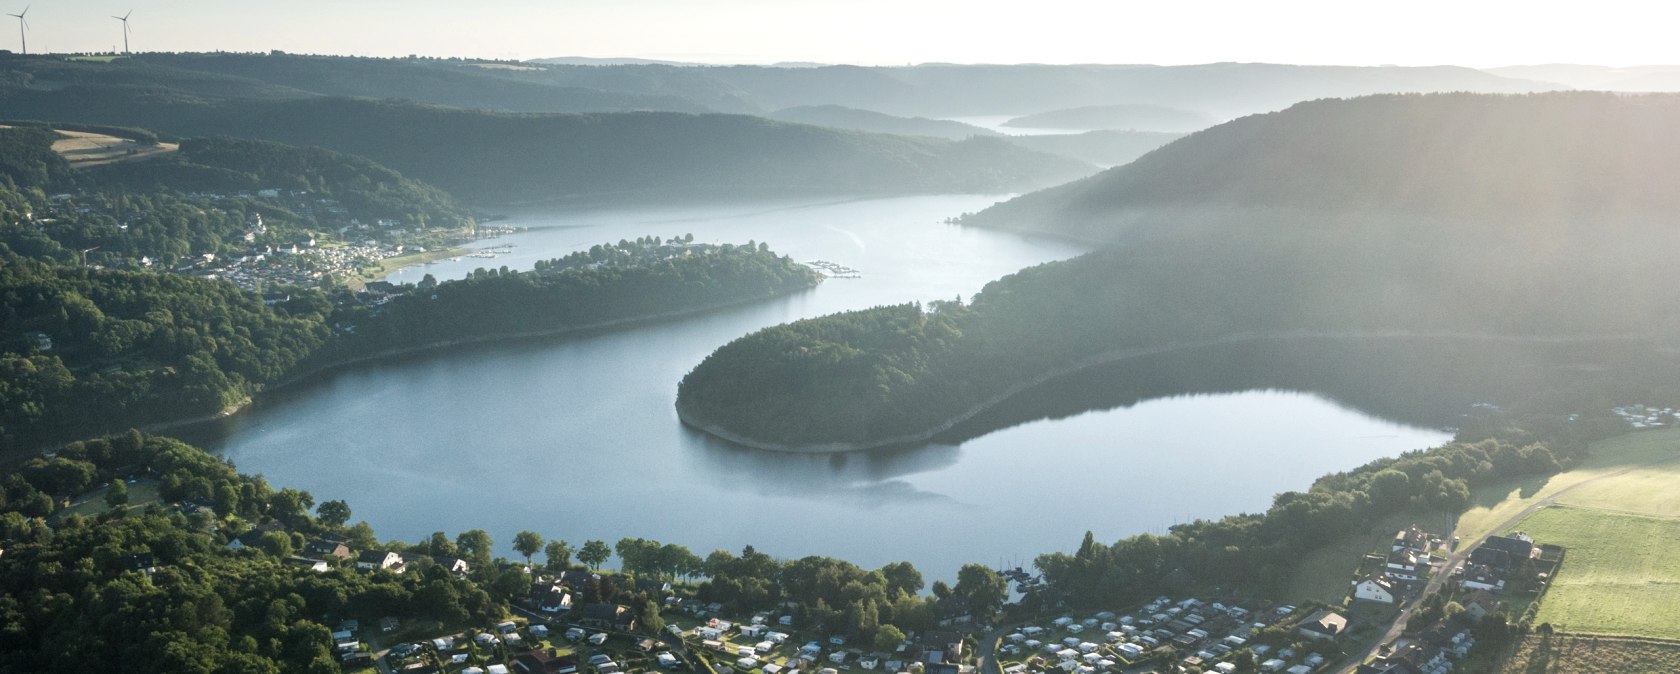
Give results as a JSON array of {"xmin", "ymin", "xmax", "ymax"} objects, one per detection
[
  {"xmin": 1394, "ymin": 526, "xmax": 1432, "ymax": 554},
  {"xmin": 1461, "ymin": 590, "xmax": 1504, "ymax": 621},
  {"xmin": 285, "ymin": 556, "xmax": 331, "ymax": 572},
  {"xmin": 1296, "ymin": 610, "xmax": 1348, "ymax": 641},
  {"xmin": 305, "ymin": 539, "xmax": 353, "ymax": 560},
  {"xmin": 1354, "ymin": 575, "xmax": 1397, "ymax": 604},
  {"xmin": 1460, "ymin": 564, "xmax": 1506, "ymax": 592},
  {"xmin": 582, "ymin": 603, "xmax": 636, "ymax": 631},
  {"xmin": 539, "ymin": 587, "xmax": 574, "ymax": 614},
  {"xmin": 1481, "ymin": 534, "xmax": 1536, "ymax": 563},
  {"xmin": 514, "ymin": 650, "xmax": 579, "ymax": 674},
  {"xmin": 925, "ymin": 631, "xmax": 964, "ymax": 659},
  {"xmin": 356, "ymin": 550, "xmax": 405, "ymax": 573},
  {"xmin": 1386, "ymin": 550, "xmax": 1423, "ymax": 581}
]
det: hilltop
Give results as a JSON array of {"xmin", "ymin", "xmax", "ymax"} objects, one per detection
[{"xmin": 961, "ymin": 92, "xmax": 1680, "ymax": 241}]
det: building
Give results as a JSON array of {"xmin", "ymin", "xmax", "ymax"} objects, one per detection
[
  {"xmin": 1393, "ymin": 526, "xmax": 1431, "ymax": 554},
  {"xmin": 1354, "ymin": 575, "xmax": 1397, "ymax": 604},
  {"xmin": 356, "ymin": 550, "xmax": 405, "ymax": 573},
  {"xmin": 1296, "ymin": 610, "xmax": 1349, "ymax": 641},
  {"xmin": 1460, "ymin": 590, "xmax": 1504, "ymax": 621},
  {"xmin": 1386, "ymin": 550, "xmax": 1423, "ymax": 581}
]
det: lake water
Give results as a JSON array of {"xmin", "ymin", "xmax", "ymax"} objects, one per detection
[{"xmin": 190, "ymin": 195, "xmax": 1450, "ymax": 579}]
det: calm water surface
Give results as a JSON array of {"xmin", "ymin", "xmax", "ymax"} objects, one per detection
[{"xmin": 194, "ymin": 195, "xmax": 1450, "ymax": 579}]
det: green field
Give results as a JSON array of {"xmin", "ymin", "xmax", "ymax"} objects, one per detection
[
  {"xmin": 1510, "ymin": 506, "xmax": 1680, "ymax": 639},
  {"xmin": 1454, "ymin": 429, "xmax": 1680, "ymax": 544},
  {"xmin": 1499, "ymin": 633, "xmax": 1680, "ymax": 674}
]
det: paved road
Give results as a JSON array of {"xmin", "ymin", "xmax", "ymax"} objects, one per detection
[
  {"xmin": 974, "ymin": 624, "xmax": 1007, "ymax": 674},
  {"xmin": 1336, "ymin": 463, "xmax": 1649, "ymax": 673}
]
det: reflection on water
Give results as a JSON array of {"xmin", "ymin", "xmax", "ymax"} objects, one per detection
[{"xmin": 186, "ymin": 195, "xmax": 1484, "ymax": 580}]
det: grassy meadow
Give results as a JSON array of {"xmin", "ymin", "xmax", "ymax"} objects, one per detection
[
  {"xmin": 1499, "ymin": 633, "xmax": 1680, "ymax": 674},
  {"xmin": 1454, "ymin": 428, "xmax": 1680, "ymax": 544},
  {"xmin": 1509, "ymin": 506, "xmax": 1680, "ymax": 639}
]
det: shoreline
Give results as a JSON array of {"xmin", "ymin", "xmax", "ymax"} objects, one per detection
[
  {"xmin": 137, "ymin": 282, "xmax": 821, "ymax": 437},
  {"xmin": 677, "ymin": 330, "xmax": 1659, "ymax": 454}
]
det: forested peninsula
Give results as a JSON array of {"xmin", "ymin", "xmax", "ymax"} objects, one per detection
[
  {"xmin": 677, "ymin": 92, "xmax": 1680, "ymax": 451},
  {"xmin": 0, "ymin": 125, "xmax": 821, "ymax": 451}
]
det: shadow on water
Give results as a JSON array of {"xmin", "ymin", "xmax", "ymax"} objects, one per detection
[{"xmin": 930, "ymin": 336, "xmax": 1680, "ymax": 447}]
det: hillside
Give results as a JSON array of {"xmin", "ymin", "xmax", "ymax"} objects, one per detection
[
  {"xmin": 1002, "ymin": 130, "xmax": 1184, "ymax": 166},
  {"xmin": 767, "ymin": 105, "xmax": 999, "ymax": 140},
  {"xmin": 517, "ymin": 62, "xmax": 1559, "ymax": 119},
  {"xmin": 0, "ymin": 94, "xmax": 1094, "ymax": 204},
  {"xmin": 1002, "ymin": 103, "xmax": 1217, "ymax": 132},
  {"xmin": 678, "ymin": 92, "xmax": 1680, "ymax": 450},
  {"xmin": 2, "ymin": 53, "xmax": 711, "ymax": 114},
  {"xmin": 962, "ymin": 92, "xmax": 1680, "ymax": 241}
]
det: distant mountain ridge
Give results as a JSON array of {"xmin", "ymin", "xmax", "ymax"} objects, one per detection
[
  {"xmin": 1485, "ymin": 64, "xmax": 1680, "ymax": 92},
  {"xmin": 961, "ymin": 91, "xmax": 1680, "ymax": 241},
  {"xmin": 0, "ymin": 91, "xmax": 1094, "ymax": 204},
  {"xmin": 767, "ymin": 105, "xmax": 1000, "ymax": 140},
  {"xmin": 1003, "ymin": 104, "xmax": 1218, "ymax": 132}
]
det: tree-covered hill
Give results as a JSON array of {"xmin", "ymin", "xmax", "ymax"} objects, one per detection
[
  {"xmin": 0, "ymin": 125, "xmax": 470, "ymax": 265},
  {"xmin": 678, "ymin": 92, "xmax": 1680, "ymax": 450},
  {"xmin": 962, "ymin": 92, "xmax": 1680, "ymax": 242},
  {"xmin": 1002, "ymin": 103, "xmax": 1217, "ymax": 132},
  {"xmin": 0, "ymin": 94, "xmax": 1095, "ymax": 203},
  {"xmin": 766, "ymin": 105, "xmax": 1000, "ymax": 140}
]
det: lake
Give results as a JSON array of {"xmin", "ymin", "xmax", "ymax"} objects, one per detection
[{"xmin": 187, "ymin": 195, "xmax": 1451, "ymax": 579}]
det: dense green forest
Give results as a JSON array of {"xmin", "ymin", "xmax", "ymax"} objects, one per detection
[
  {"xmin": 678, "ymin": 234, "xmax": 1680, "ymax": 449},
  {"xmin": 1003, "ymin": 103, "xmax": 1218, "ymax": 132},
  {"xmin": 0, "ymin": 259, "xmax": 334, "ymax": 448},
  {"xmin": 680, "ymin": 94, "xmax": 1680, "ymax": 449},
  {"xmin": 314, "ymin": 240, "xmax": 822, "ymax": 361},
  {"xmin": 0, "ymin": 240, "xmax": 819, "ymax": 450},
  {"xmin": 0, "ymin": 91, "xmax": 1095, "ymax": 204}
]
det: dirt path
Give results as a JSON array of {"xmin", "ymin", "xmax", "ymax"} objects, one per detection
[{"xmin": 1337, "ymin": 462, "xmax": 1652, "ymax": 672}]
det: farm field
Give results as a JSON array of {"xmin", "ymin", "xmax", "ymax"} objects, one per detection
[
  {"xmin": 1498, "ymin": 632, "xmax": 1680, "ymax": 674},
  {"xmin": 1508, "ymin": 505, "xmax": 1680, "ymax": 640},
  {"xmin": 1454, "ymin": 428, "xmax": 1680, "ymax": 544},
  {"xmin": 51, "ymin": 129, "xmax": 179, "ymax": 168}
]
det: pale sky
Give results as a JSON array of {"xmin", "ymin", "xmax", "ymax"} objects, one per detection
[{"xmin": 7, "ymin": 0, "xmax": 1680, "ymax": 67}]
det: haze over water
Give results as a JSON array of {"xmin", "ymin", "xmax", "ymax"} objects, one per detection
[{"xmin": 189, "ymin": 195, "xmax": 1449, "ymax": 578}]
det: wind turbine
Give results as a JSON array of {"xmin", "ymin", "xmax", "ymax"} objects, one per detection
[
  {"xmin": 5, "ymin": 6, "xmax": 24, "ymax": 56},
  {"xmin": 112, "ymin": 10, "xmax": 131, "ymax": 55}
]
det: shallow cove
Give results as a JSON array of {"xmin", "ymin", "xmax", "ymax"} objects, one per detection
[{"xmin": 183, "ymin": 195, "xmax": 1450, "ymax": 579}]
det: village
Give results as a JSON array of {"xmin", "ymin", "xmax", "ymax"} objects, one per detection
[{"xmin": 25, "ymin": 186, "xmax": 486, "ymax": 292}]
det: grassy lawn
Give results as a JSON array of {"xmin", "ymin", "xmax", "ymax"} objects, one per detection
[
  {"xmin": 1284, "ymin": 508, "xmax": 1454, "ymax": 605},
  {"xmin": 1508, "ymin": 506, "xmax": 1680, "ymax": 639},
  {"xmin": 362, "ymin": 247, "xmax": 468, "ymax": 280},
  {"xmin": 56, "ymin": 479, "xmax": 161, "ymax": 520},
  {"xmin": 1552, "ymin": 460, "xmax": 1680, "ymax": 517},
  {"xmin": 1454, "ymin": 429, "xmax": 1680, "ymax": 544},
  {"xmin": 1498, "ymin": 632, "xmax": 1680, "ymax": 674}
]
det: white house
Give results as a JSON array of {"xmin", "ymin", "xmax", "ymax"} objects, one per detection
[
  {"xmin": 356, "ymin": 550, "xmax": 404, "ymax": 572},
  {"xmin": 1354, "ymin": 575, "xmax": 1397, "ymax": 604}
]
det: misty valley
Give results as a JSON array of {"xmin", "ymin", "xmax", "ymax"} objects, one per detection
[{"xmin": 4, "ymin": 37, "xmax": 1680, "ymax": 674}]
